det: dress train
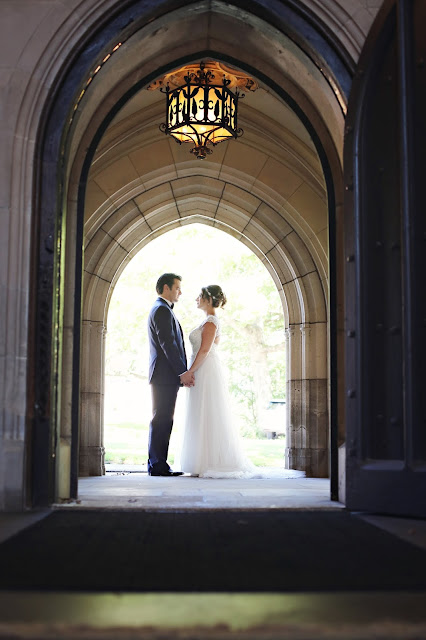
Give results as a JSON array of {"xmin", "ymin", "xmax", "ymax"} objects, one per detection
[{"xmin": 179, "ymin": 315, "xmax": 304, "ymax": 480}]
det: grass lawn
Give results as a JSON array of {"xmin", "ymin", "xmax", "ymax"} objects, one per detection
[{"xmin": 104, "ymin": 422, "xmax": 286, "ymax": 467}]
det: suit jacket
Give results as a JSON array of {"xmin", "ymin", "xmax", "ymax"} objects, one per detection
[{"xmin": 148, "ymin": 297, "xmax": 187, "ymax": 385}]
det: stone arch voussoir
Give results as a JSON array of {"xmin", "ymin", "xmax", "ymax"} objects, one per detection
[{"xmin": 79, "ymin": 170, "xmax": 328, "ymax": 477}]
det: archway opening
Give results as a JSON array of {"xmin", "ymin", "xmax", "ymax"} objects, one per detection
[
  {"xmin": 104, "ymin": 223, "xmax": 287, "ymax": 472},
  {"xmin": 79, "ymin": 62, "xmax": 332, "ymax": 483},
  {"xmin": 29, "ymin": 0, "xmax": 347, "ymax": 506}
]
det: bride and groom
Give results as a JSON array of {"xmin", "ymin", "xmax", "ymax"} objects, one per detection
[{"xmin": 147, "ymin": 272, "xmax": 256, "ymax": 478}]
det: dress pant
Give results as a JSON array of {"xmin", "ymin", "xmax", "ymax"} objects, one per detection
[{"xmin": 148, "ymin": 383, "xmax": 180, "ymax": 474}]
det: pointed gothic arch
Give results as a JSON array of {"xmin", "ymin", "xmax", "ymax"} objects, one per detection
[
  {"xmin": 80, "ymin": 195, "xmax": 328, "ymax": 479},
  {"xmin": 28, "ymin": 0, "xmax": 348, "ymax": 506}
]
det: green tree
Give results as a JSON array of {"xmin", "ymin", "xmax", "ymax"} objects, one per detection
[{"xmin": 105, "ymin": 224, "xmax": 286, "ymax": 438}]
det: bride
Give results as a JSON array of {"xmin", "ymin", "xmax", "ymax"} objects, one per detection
[{"xmin": 179, "ymin": 285, "xmax": 258, "ymax": 478}]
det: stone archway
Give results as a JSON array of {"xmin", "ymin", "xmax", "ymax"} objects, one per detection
[
  {"xmin": 26, "ymin": 0, "xmax": 350, "ymax": 505},
  {"xmin": 80, "ymin": 141, "xmax": 329, "ymax": 478}
]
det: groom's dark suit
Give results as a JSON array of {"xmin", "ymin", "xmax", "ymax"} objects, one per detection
[{"xmin": 147, "ymin": 297, "xmax": 187, "ymax": 474}]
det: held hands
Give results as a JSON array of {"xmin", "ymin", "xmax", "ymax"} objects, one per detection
[{"xmin": 180, "ymin": 370, "xmax": 195, "ymax": 387}]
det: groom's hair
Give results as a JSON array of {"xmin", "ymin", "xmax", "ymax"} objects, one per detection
[{"xmin": 156, "ymin": 273, "xmax": 182, "ymax": 294}]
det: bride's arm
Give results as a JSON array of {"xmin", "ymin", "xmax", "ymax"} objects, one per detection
[{"xmin": 188, "ymin": 322, "xmax": 217, "ymax": 373}]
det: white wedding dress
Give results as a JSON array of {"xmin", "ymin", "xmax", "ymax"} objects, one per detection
[{"xmin": 179, "ymin": 315, "xmax": 262, "ymax": 478}]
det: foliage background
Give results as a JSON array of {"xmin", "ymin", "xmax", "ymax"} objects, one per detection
[{"xmin": 105, "ymin": 223, "xmax": 287, "ymax": 466}]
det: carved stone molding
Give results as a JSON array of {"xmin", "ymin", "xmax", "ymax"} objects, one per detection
[{"xmin": 147, "ymin": 61, "xmax": 259, "ymax": 92}]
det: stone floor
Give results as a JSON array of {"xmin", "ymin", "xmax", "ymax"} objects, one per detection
[
  {"xmin": 64, "ymin": 471, "xmax": 426, "ymax": 550},
  {"xmin": 69, "ymin": 469, "xmax": 336, "ymax": 510},
  {"xmin": 2, "ymin": 473, "xmax": 426, "ymax": 551}
]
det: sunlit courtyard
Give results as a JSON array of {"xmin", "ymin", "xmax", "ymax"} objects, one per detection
[{"xmin": 105, "ymin": 223, "xmax": 288, "ymax": 470}]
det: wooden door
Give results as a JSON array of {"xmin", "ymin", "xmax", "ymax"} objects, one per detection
[{"xmin": 344, "ymin": 0, "xmax": 426, "ymax": 516}]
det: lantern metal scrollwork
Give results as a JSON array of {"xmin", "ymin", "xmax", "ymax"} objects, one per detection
[{"xmin": 159, "ymin": 62, "xmax": 244, "ymax": 159}]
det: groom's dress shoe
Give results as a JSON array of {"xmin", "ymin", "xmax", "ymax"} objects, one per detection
[{"xmin": 149, "ymin": 470, "xmax": 183, "ymax": 477}]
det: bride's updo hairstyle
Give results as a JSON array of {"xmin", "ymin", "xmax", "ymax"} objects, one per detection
[{"xmin": 201, "ymin": 285, "xmax": 227, "ymax": 308}]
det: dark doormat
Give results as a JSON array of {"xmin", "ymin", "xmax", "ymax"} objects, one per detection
[{"xmin": 1, "ymin": 509, "xmax": 426, "ymax": 592}]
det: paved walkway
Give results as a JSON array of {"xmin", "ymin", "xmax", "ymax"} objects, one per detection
[{"xmin": 70, "ymin": 471, "xmax": 340, "ymax": 510}]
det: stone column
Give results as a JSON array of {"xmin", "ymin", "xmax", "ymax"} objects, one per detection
[
  {"xmin": 79, "ymin": 320, "xmax": 106, "ymax": 476},
  {"xmin": 285, "ymin": 324, "xmax": 304, "ymax": 469},
  {"xmin": 0, "ymin": 417, "xmax": 26, "ymax": 511},
  {"xmin": 0, "ymin": 222, "xmax": 28, "ymax": 510},
  {"xmin": 285, "ymin": 322, "xmax": 328, "ymax": 477}
]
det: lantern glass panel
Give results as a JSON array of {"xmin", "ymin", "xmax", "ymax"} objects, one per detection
[{"xmin": 161, "ymin": 63, "xmax": 243, "ymax": 155}]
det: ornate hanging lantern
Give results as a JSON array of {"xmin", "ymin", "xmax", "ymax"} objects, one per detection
[{"xmin": 159, "ymin": 62, "xmax": 245, "ymax": 159}]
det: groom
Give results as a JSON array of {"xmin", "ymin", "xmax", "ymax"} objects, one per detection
[{"xmin": 147, "ymin": 273, "xmax": 194, "ymax": 476}]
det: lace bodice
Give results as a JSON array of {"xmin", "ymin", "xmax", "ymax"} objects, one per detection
[{"xmin": 189, "ymin": 315, "xmax": 220, "ymax": 359}]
